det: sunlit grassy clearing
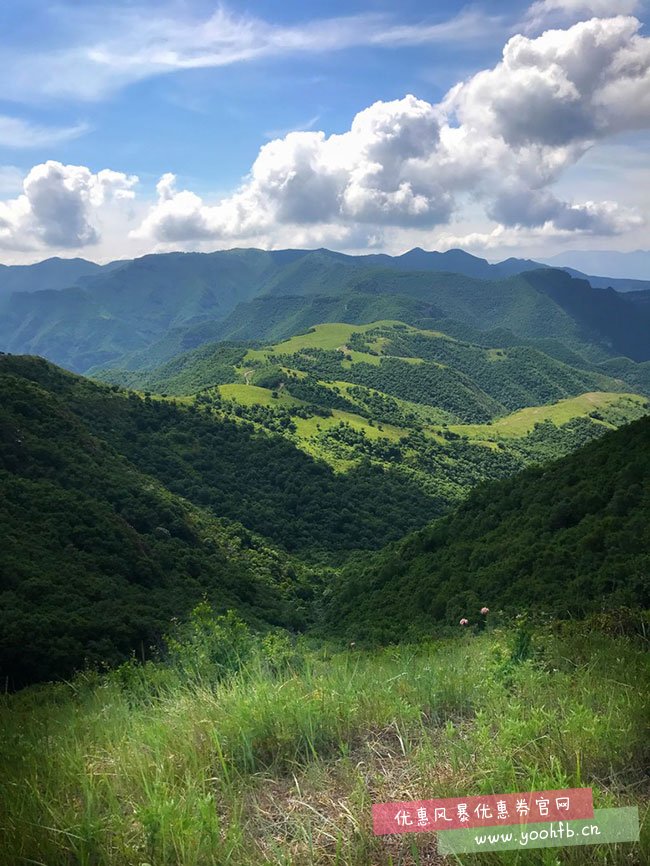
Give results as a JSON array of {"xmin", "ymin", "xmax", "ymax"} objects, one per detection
[
  {"xmin": 0, "ymin": 624, "xmax": 647, "ymax": 866},
  {"xmin": 292, "ymin": 409, "xmax": 406, "ymax": 443},
  {"xmin": 448, "ymin": 392, "xmax": 647, "ymax": 438},
  {"xmin": 244, "ymin": 322, "xmax": 406, "ymax": 359},
  {"xmin": 243, "ymin": 322, "xmax": 438, "ymax": 368},
  {"xmin": 218, "ymin": 383, "xmax": 303, "ymax": 407}
]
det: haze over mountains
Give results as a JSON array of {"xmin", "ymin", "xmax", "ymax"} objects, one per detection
[
  {"xmin": 543, "ymin": 249, "xmax": 650, "ymax": 282},
  {"xmin": 1, "ymin": 246, "xmax": 648, "ymax": 299}
]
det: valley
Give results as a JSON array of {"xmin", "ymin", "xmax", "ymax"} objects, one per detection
[{"xmin": 1, "ymin": 247, "xmax": 648, "ymax": 866}]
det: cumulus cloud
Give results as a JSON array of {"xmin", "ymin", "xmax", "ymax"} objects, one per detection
[
  {"xmin": 487, "ymin": 186, "xmax": 642, "ymax": 234},
  {"xmin": 4, "ymin": 14, "xmax": 649, "ymax": 258},
  {"xmin": 133, "ymin": 95, "xmax": 452, "ymax": 243},
  {"xmin": 447, "ymin": 16, "xmax": 650, "ymax": 148},
  {"xmin": 134, "ymin": 16, "xmax": 649, "ymax": 247},
  {"xmin": 0, "ymin": 161, "xmax": 138, "ymax": 250}
]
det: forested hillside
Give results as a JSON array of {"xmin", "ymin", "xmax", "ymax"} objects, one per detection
[
  {"xmin": 3, "ymin": 295, "xmax": 649, "ymax": 688},
  {"xmin": 325, "ymin": 415, "xmax": 650, "ymax": 641},
  {"xmin": 0, "ymin": 362, "xmax": 317, "ymax": 686}
]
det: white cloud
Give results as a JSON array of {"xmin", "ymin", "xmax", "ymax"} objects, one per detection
[
  {"xmin": 487, "ymin": 186, "xmax": 641, "ymax": 234},
  {"xmin": 0, "ymin": 115, "xmax": 89, "ymax": 148},
  {"xmin": 2, "ymin": 4, "xmax": 503, "ymax": 103},
  {"xmin": 448, "ymin": 16, "xmax": 650, "ymax": 149},
  {"xmin": 0, "ymin": 161, "xmax": 138, "ymax": 250},
  {"xmin": 3, "ymin": 14, "xmax": 649, "ymax": 261},
  {"xmin": 523, "ymin": 0, "xmax": 641, "ymax": 33},
  {"xmin": 133, "ymin": 95, "xmax": 451, "ymax": 243},
  {"xmin": 134, "ymin": 16, "xmax": 649, "ymax": 247}
]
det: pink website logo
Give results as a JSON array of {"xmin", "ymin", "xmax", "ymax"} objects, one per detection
[{"xmin": 372, "ymin": 787, "xmax": 593, "ymax": 835}]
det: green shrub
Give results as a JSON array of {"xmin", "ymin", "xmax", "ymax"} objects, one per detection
[{"xmin": 164, "ymin": 603, "xmax": 254, "ymax": 683}]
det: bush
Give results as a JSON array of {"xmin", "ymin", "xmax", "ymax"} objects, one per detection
[{"xmin": 164, "ymin": 603, "xmax": 254, "ymax": 683}]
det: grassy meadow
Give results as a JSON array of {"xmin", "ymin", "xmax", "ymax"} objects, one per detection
[
  {"xmin": 1, "ymin": 611, "xmax": 647, "ymax": 866},
  {"xmin": 448, "ymin": 393, "xmax": 648, "ymax": 440}
]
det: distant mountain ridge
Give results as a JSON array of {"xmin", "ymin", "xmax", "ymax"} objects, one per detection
[
  {"xmin": 543, "ymin": 249, "xmax": 650, "ymax": 281},
  {"xmin": 0, "ymin": 256, "xmax": 125, "ymax": 297},
  {"xmin": 3, "ymin": 247, "xmax": 650, "ymax": 374},
  {"xmin": 2, "ymin": 246, "xmax": 649, "ymax": 299}
]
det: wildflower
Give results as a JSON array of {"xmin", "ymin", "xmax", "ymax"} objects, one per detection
[
  {"xmin": 459, "ymin": 618, "xmax": 469, "ymax": 626},
  {"xmin": 480, "ymin": 607, "xmax": 489, "ymax": 615}
]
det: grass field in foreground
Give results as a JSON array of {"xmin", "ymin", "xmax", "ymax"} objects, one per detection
[{"xmin": 1, "ymin": 614, "xmax": 647, "ymax": 866}]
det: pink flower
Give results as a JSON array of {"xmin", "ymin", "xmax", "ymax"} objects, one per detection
[
  {"xmin": 480, "ymin": 607, "xmax": 490, "ymax": 615},
  {"xmin": 459, "ymin": 618, "xmax": 469, "ymax": 626}
]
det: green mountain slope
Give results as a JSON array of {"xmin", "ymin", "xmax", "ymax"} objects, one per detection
[
  {"xmin": 324, "ymin": 415, "xmax": 650, "ymax": 641},
  {"xmin": 0, "ymin": 250, "xmax": 282, "ymax": 371},
  {"xmin": 0, "ymin": 355, "xmax": 444, "ymax": 561},
  {"xmin": 98, "ymin": 320, "xmax": 626, "ymax": 406},
  {"xmin": 177, "ymin": 268, "xmax": 650, "ymax": 370},
  {"xmin": 0, "ymin": 256, "xmax": 122, "ymax": 298},
  {"xmin": 2, "ymin": 330, "xmax": 649, "ymax": 686},
  {"xmin": 340, "ymin": 268, "xmax": 650, "ymax": 362},
  {"xmin": 0, "ymin": 361, "xmax": 322, "ymax": 687}
]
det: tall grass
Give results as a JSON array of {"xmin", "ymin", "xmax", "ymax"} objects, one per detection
[{"xmin": 0, "ymin": 614, "xmax": 647, "ymax": 865}]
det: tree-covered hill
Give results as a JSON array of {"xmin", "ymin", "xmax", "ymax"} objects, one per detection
[
  {"xmin": 324, "ymin": 415, "xmax": 650, "ymax": 642},
  {"xmin": 151, "ymin": 268, "xmax": 650, "ymax": 372},
  {"xmin": 97, "ymin": 320, "xmax": 629, "ymax": 407},
  {"xmin": 2, "ymin": 344, "xmax": 648, "ymax": 685},
  {"xmin": 0, "ymin": 363, "xmax": 321, "ymax": 687}
]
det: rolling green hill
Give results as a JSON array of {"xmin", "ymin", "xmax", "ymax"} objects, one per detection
[
  {"xmin": 91, "ymin": 321, "xmax": 649, "ymax": 517},
  {"xmin": 324, "ymin": 415, "xmax": 650, "ymax": 642}
]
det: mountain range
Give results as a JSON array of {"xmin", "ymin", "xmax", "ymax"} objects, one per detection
[
  {"xmin": 2, "ymin": 248, "xmax": 650, "ymax": 376},
  {"xmin": 2, "ymin": 244, "xmax": 650, "ymax": 688}
]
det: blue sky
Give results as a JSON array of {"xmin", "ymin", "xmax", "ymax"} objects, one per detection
[{"xmin": 0, "ymin": 0, "xmax": 648, "ymax": 264}]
